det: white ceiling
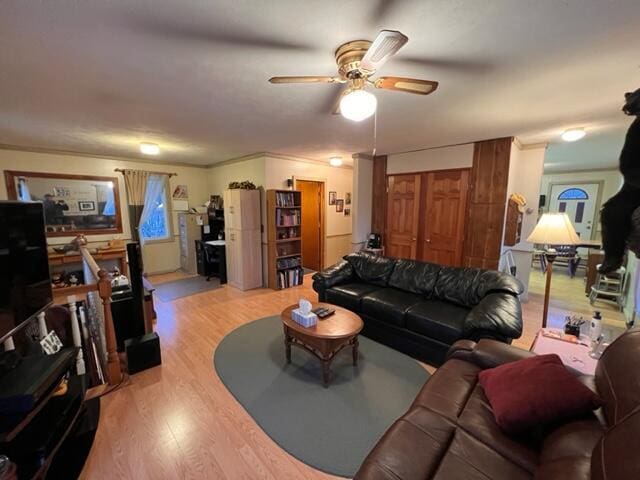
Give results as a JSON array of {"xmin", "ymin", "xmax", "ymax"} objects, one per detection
[{"xmin": 1, "ymin": 0, "xmax": 640, "ymax": 167}]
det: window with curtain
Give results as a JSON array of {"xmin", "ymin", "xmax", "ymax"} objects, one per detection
[{"xmin": 139, "ymin": 175, "xmax": 171, "ymax": 242}]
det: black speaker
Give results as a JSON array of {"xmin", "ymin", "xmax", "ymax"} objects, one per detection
[
  {"xmin": 125, "ymin": 332, "xmax": 161, "ymax": 374},
  {"xmin": 539, "ymin": 194, "xmax": 546, "ymax": 208}
]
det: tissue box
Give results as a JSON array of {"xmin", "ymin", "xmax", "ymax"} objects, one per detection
[{"xmin": 291, "ymin": 308, "xmax": 318, "ymax": 328}]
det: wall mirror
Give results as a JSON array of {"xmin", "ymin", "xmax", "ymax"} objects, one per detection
[{"xmin": 4, "ymin": 170, "xmax": 123, "ymax": 236}]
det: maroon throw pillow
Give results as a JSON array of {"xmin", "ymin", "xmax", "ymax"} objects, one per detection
[{"xmin": 478, "ymin": 354, "xmax": 601, "ymax": 434}]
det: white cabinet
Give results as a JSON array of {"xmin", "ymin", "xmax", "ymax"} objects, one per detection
[{"xmin": 223, "ymin": 189, "xmax": 262, "ymax": 290}]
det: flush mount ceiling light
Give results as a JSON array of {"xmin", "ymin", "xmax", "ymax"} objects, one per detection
[
  {"xmin": 139, "ymin": 142, "xmax": 160, "ymax": 155},
  {"xmin": 339, "ymin": 90, "xmax": 377, "ymax": 122},
  {"xmin": 561, "ymin": 128, "xmax": 586, "ymax": 142},
  {"xmin": 329, "ymin": 156, "xmax": 343, "ymax": 167}
]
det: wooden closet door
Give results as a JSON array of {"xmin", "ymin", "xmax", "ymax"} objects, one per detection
[
  {"xmin": 385, "ymin": 174, "xmax": 421, "ymax": 259},
  {"xmin": 419, "ymin": 170, "xmax": 470, "ymax": 267}
]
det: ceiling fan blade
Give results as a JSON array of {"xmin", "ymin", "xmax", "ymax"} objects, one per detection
[
  {"xmin": 374, "ymin": 77, "xmax": 439, "ymax": 95},
  {"xmin": 269, "ymin": 76, "xmax": 342, "ymax": 84},
  {"xmin": 360, "ymin": 30, "xmax": 408, "ymax": 73}
]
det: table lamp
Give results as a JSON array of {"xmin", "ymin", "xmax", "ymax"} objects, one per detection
[{"xmin": 527, "ymin": 213, "xmax": 581, "ymax": 328}]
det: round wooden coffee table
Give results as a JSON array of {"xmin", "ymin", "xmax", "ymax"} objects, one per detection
[{"xmin": 281, "ymin": 303, "xmax": 364, "ymax": 387}]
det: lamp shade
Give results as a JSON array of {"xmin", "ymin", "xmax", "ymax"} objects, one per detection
[{"xmin": 527, "ymin": 213, "xmax": 581, "ymax": 246}]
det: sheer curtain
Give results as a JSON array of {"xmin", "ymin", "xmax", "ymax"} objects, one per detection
[
  {"xmin": 139, "ymin": 174, "xmax": 167, "ymax": 245},
  {"xmin": 122, "ymin": 170, "xmax": 149, "ymax": 241}
]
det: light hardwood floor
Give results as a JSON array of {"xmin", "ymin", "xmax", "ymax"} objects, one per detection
[{"xmin": 79, "ymin": 268, "xmax": 624, "ymax": 480}]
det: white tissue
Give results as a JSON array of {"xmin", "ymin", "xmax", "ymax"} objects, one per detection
[{"xmin": 299, "ymin": 298, "xmax": 312, "ymax": 315}]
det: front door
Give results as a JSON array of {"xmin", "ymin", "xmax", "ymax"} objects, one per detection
[
  {"xmin": 419, "ymin": 170, "xmax": 470, "ymax": 266},
  {"xmin": 385, "ymin": 174, "xmax": 421, "ymax": 259},
  {"xmin": 297, "ymin": 180, "xmax": 323, "ymax": 271},
  {"xmin": 548, "ymin": 183, "xmax": 600, "ymax": 241}
]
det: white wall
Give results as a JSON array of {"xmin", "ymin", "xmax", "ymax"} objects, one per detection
[
  {"xmin": 500, "ymin": 142, "xmax": 546, "ymax": 301},
  {"xmin": 0, "ymin": 148, "xmax": 210, "ymax": 274},
  {"xmin": 387, "ymin": 143, "xmax": 474, "ymax": 174},
  {"xmin": 351, "ymin": 154, "xmax": 373, "ymax": 251}
]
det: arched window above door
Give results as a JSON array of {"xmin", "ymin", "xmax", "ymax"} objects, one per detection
[{"xmin": 558, "ymin": 188, "xmax": 589, "ymax": 200}]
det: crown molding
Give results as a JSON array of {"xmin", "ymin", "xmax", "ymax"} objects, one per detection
[
  {"xmin": 543, "ymin": 166, "xmax": 620, "ymax": 175},
  {"xmin": 207, "ymin": 151, "xmax": 353, "ymax": 170},
  {"xmin": 521, "ymin": 142, "xmax": 549, "ymax": 150},
  {"xmin": 0, "ymin": 142, "xmax": 210, "ymax": 169}
]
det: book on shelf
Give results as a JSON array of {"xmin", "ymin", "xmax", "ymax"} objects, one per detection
[
  {"xmin": 276, "ymin": 209, "xmax": 300, "ymax": 226},
  {"xmin": 277, "ymin": 267, "xmax": 304, "ymax": 289},
  {"xmin": 276, "ymin": 256, "xmax": 301, "ymax": 270},
  {"xmin": 275, "ymin": 192, "xmax": 299, "ymax": 207}
]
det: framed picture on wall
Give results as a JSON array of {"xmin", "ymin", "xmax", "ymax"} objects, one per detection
[
  {"xmin": 4, "ymin": 170, "xmax": 123, "ymax": 237},
  {"xmin": 78, "ymin": 201, "xmax": 96, "ymax": 211},
  {"xmin": 344, "ymin": 208, "xmax": 351, "ymax": 216},
  {"xmin": 329, "ymin": 191, "xmax": 337, "ymax": 205},
  {"xmin": 345, "ymin": 192, "xmax": 351, "ymax": 205},
  {"xmin": 336, "ymin": 199, "xmax": 344, "ymax": 212}
]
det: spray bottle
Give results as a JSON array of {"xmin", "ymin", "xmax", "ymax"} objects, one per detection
[{"xmin": 589, "ymin": 311, "xmax": 603, "ymax": 343}]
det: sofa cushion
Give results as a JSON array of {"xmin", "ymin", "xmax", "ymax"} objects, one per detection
[
  {"xmin": 433, "ymin": 266, "xmax": 523, "ymax": 308},
  {"xmin": 433, "ymin": 266, "xmax": 484, "ymax": 307},
  {"xmin": 458, "ymin": 384, "xmax": 538, "ymax": 473},
  {"xmin": 361, "ymin": 289, "xmax": 423, "ymax": 328},
  {"xmin": 344, "ymin": 252, "xmax": 396, "ymax": 287},
  {"xmin": 594, "ymin": 329, "xmax": 640, "ymax": 425},
  {"xmin": 411, "ymin": 357, "xmax": 538, "ymax": 473},
  {"xmin": 405, "ymin": 300, "xmax": 468, "ymax": 345},
  {"xmin": 325, "ymin": 283, "xmax": 380, "ymax": 312},
  {"xmin": 539, "ymin": 419, "xmax": 603, "ymax": 463},
  {"xmin": 411, "ymin": 358, "xmax": 482, "ymax": 419},
  {"xmin": 479, "ymin": 354, "xmax": 602, "ymax": 434},
  {"xmin": 354, "ymin": 406, "xmax": 532, "ymax": 480},
  {"xmin": 387, "ymin": 258, "xmax": 442, "ymax": 296}
]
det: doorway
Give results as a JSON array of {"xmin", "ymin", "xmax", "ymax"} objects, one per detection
[
  {"xmin": 548, "ymin": 182, "xmax": 601, "ymax": 241},
  {"xmin": 296, "ymin": 179, "xmax": 324, "ymax": 272}
]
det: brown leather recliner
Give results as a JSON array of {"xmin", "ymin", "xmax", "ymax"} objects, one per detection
[{"xmin": 354, "ymin": 329, "xmax": 640, "ymax": 480}]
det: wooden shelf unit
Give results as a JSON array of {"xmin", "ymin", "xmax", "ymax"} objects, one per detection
[{"xmin": 267, "ymin": 190, "xmax": 304, "ymax": 289}]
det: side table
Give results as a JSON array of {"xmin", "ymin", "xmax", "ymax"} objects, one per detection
[{"xmin": 530, "ymin": 328, "xmax": 599, "ymax": 375}]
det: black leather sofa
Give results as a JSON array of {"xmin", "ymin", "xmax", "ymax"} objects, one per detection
[{"xmin": 312, "ymin": 252, "xmax": 524, "ymax": 365}]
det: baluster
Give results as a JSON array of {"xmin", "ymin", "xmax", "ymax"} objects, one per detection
[
  {"xmin": 67, "ymin": 295, "xmax": 86, "ymax": 375},
  {"xmin": 3, "ymin": 336, "xmax": 15, "ymax": 351},
  {"xmin": 37, "ymin": 311, "xmax": 48, "ymax": 340}
]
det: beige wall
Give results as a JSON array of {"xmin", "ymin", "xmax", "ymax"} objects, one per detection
[
  {"xmin": 387, "ymin": 143, "xmax": 474, "ymax": 174},
  {"xmin": 0, "ymin": 148, "xmax": 210, "ymax": 274},
  {"xmin": 207, "ymin": 155, "xmax": 266, "ymax": 197},
  {"xmin": 501, "ymin": 142, "xmax": 546, "ymax": 301}
]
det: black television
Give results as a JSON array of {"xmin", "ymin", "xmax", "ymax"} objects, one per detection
[{"xmin": 0, "ymin": 201, "xmax": 53, "ymax": 343}]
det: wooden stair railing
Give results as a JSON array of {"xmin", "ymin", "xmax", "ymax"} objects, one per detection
[{"xmin": 73, "ymin": 236, "xmax": 123, "ymax": 387}]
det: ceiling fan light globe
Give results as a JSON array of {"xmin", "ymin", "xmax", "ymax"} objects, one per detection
[{"xmin": 339, "ymin": 90, "xmax": 377, "ymax": 122}]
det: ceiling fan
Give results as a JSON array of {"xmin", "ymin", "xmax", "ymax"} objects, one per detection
[{"xmin": 269, "ymin": 30, "xmax": 439, "ymax": 121}]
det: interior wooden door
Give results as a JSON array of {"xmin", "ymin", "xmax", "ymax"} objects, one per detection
[
  {"xmin": 297, "ymin": 180, "xmax": 323, "ymax": 271},
  {"xmin": 419, "ymin": 170, "xmax": 470, "ymax": 266},
  {"xmin": 385, "ymin": 174, "xmax": 421, "ymax": 259}
]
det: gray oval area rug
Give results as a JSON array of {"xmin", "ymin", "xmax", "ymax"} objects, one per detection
[{"xmin": 213, "ymin": 315, "xmax": 430, "ymax": 478}]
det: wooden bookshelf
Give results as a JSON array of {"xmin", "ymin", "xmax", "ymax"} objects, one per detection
[{"xmin": 267, "ymin": 189, "xmax": 304, "ymax": 289}]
